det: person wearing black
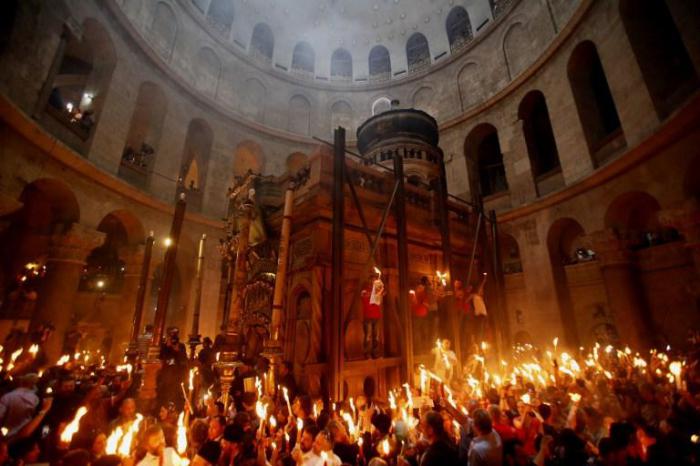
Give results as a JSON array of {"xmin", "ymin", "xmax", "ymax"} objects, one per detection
[
  {"xmin": 278, "ymin": 360, "xmax": 298, "ymax": 401},
  {"xmin": 419, "ymin": 411, "xmax": 460, "ymax": 466},
  {"xmin": 197, "ymin": 337, "xmax": 216, "ymax": 388}
]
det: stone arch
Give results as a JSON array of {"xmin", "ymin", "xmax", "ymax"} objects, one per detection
[
  {"xmin": 502, "ymin": 22, "xmax": 531, "ymax": 80},
  {"xmin": 457, "ymin": 62, "xmax": 480, "ymax": 110},
  {"xmin": 406, "ymin": 32, "xmax": 430, "ymax": 73},
  {"xmin": 286, "ymin": 152, "xmax": 309, "ymax": 175},
  {"xmin": 119, "ymin": 81, "xmax": 168, "ymax": 188},
  {"xmin": 43, "ymin": 18, "xmax": 116, "ymax": 147},
  {"xmin": 330, "ymin": 48, "xmax": 353, "ymax": 81},
  {"xmin": 194, "ymin": 47, "xmax": 221, "ymax": 97},
  {"xmin": 233, "ymin": 140, "xmax": 265, "ymax": 176},
  {"xmin": 464, "ymin": 123, "xmax": 508, "ymax": 204},
  {"xmin": 619, "ymin": 0, "xmax": 698, "ymax": 119},
  {"xmin": 150, "ymin": 2, "xmax": 179, "ymax": 60},
  {"xmin": 500, "ymin": 233, "xmax": 522, "ymax": 274},
  {"xmin": 291, "ymin": 42, "xmax": 315, "ymax": 76},
  {"xmin": 250, "ymin": 23, "xmax": 274, "ymax": 63},
  {"xmin": 547, "ymin": 217, "xmax": 587, "ymax": 347},
  {"xmin": 371, "ymin": 96, "xmax": 392, "ymax": 116},
  {"xmin": 517, "ymin": 90, "xmax": 562, "ymax": 190},
  {"xmin": 80, "ymin": 210, "xmax": 143, "ymax": 293},
  {"xmin": 330, "ymin": 100, "xmax": 354, "ymax": 138},
  {"xmin": 240, "ymin": 78, "xmax": 265, "ymax": 122},
  {"xmin": 288, "ymin": 95, "xmax": 311, "ymax": 136},
  {"xmin": 369, "ymin": 45, "xmax": 391, "ymax": 81},
  {"xmin": 411, "ymin": 86, "xmax": 436, "ymax": 118},
  {"xmin": 0, "ymin": 179, "xmax": 80, "ymax": 311},
  {"xmin": 178, "ymin": 119, "xmax": 213, "ymax": 211},
  {"xmin": 151, "ymin": 1, "xmax": 177, "ymax": 59},
  {"xmin": 206, "ymin": 0, "xmax": 234, "ymax": 35},
  {"xmin": 567, "ymin": 40, "xmax": 625, "ymax": 167},
  {"xmin": 604, "ymin": 191, "xmax": 674, "ymax": 247},
  {"xmin": 99, "ymin": 210, "xmax": 145, "ymax": 247},
  {"xmin": 446, "ymin": 6, "xmax": 473, "ymax": 52}
]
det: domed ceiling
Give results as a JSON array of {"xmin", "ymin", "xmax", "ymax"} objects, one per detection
[{"xmin": 192, "ymin": 0, "xmax": 498, "ymax": 83}]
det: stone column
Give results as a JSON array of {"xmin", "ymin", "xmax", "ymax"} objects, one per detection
[
  {"xmin": 30, "ymin": 224, "xmax": 104, "ymax": 363},
  {"xmin": 658, "ymin": 199, "xmax": 700, "ymax": 295},
  {"xmin": 586, "ymin": 229, "xmax": 651, "ymax": 349},
  {"xmin": 111, "ymin": 245, "xmax": 145, "ymax": 362}
]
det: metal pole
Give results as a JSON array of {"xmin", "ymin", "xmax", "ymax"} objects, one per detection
[
  {"xmin": 126, "ymin": 232, "xmax": 154, "ymax": 361},
  {"xmin": 393, "ymin": 155, "xmax": 413, "ymax": 382},
  {"xmin": 188, "ymin": 233, "xmax": 206, "ymax": 359},
  {"xmin": 330, "ymin": 127, "xmax": 346, "ymax": 401}
]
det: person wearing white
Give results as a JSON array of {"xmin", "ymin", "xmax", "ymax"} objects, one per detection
[{"xmin": 137, "ymin": 425, "xmax": 185, "ymax": 466}]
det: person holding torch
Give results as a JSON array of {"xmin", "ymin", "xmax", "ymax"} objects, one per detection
[{"xmin": 361, "ymin": 268, "xmax": 386, "ymax": 359}]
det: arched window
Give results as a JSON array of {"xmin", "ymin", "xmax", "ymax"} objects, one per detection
[
  {"xmin": 330, "ymin": 101, "xmax": 353, "ymax": 137},
  {"xmin": 291, "ymin": 42, "xmax": 315, "ymax": 76},
  {"xmin": 518, "ymin": 90, "xmax": 562, "ymax": 192},
  {"xmin": 568, "ymin": 41, "xmax": 624, "ymax": 167},
  {"xmin": 119, "ymin": 82, "xmax": 167, "ymax": 188},
  {"xmin": 151, "ymin": 2, "xmax": 177, "ymax": 59},
  {"xmin": 369, "ymin": 45, "xmax": 391, "ymax": 81},
  {"xmin": 371, "ymin": 97, "xmax": 392, "ymax": 115},
  {"xmin": 546, "ymin": 218, "xmax": 586, "ymax": 347},
  {"xmin": 42, "ymin": 19, "xmax": 116, "ymax": 150},
  {"xmin": 206, "ymin": 0, "xmax": 234, "ymax": 36},
  {"xmin": 288, "ymin": 95, "xmax": 311, "ymax": 135},
  {"xmin": 406, "ymin": 33, "xmax": 430, "ymax": 73},
  {"xmin": 178, "ymin": 119, "xmax": 213, "ymax": 212},
  {"xmin": 446, "ymin": 6, "xmax": 472, "ymax": 52},
  {"xmin": 331, "ymin": 48, "xmax": 353, "ymax": 81},
  {"xmin": 194, "ymin": 47, "xmax": 221, "ymax": 97},
  {"xmin": 619, "ymin": 0, "xmax": 698, "ymax": 119},
  {"xmin": 249, "ymin": 23, "xmax": 273, "ymax": 63},
  {"xmin": 240, "ymin": 78, "xmax": 265, "ymax": 122},
  {"xmin": 464, "ymin": 124, "xmax": 508, "ymax": 202}
]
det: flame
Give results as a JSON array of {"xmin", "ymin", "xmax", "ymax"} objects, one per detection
[
  {"xmin": 60, "ymin": 406, "xmax": 88, "ymax": 443},
  {"xmin": 296, "ymin": 417, "xmax": 303, "ymax": 432},
  {"xmin": 177, "ymin": 411, "xmax": 187, "ymax": 455},
  {"xmin": 28, "ymin": 344, "xmax": 39, "ymax": 357},
  {"xmin": 381, "ymin": 438, "xmax": 390, "ymax": 456},
  {"xmin": 342, "ymin": 412, "xmax": 357, "ymax": 437},
  {"xmin": 105, "ymin": 426, "xmax": 123, "ymax": 454},
  {"xmin": 569, "ymin": 393, "xmax": 581, "ymax": 403},
  {"xmin": 669, "ymin": 361, "xmax": 682, "ymax": 377},
  {"xmin": 520, "ymin": 394, "xmax": 531, "ymax": 405},
  {"xmin": 57, "ymin": 354, "xmax": 70, "ymax": 366},
  {"xmin": 269, "ymin": 416, "xmax": 277, "ymax": 429},
  {"xmin": 189, "ymin": 368, "xmax": 196, "ymax": 392}
]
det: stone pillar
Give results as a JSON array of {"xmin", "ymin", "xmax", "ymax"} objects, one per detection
[
  {"xmin": 586, "ymin": 229, "xmax": 651, "ymax": 349},
  {"xmin": 111, "ymin": 245, "xmax": 145, "ymax": 362},
  {"xmin": 659, "ymin": 200, "xmax": 700, "ymax": 295},
  {"xmin": 30, "ymin": 224, "xmax": 104, "ymax": 363}
]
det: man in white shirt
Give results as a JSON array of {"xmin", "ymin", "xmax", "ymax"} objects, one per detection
[
  {"xmin": 292, "ymin": 427, "xmax": 342, "ymax": 466},
  {"xmin": 136, "ymin": 425, "xmax": 182, "ymax": 466}
]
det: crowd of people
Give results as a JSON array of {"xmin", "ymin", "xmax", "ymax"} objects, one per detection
[{"xmin": 0, "ymin": 325, "xmax": 699, "ymax": 466}]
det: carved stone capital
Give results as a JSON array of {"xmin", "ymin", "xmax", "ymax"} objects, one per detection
[{"xmin": 47, "ymin": 223, "xmax": 105, "ymax": 265}]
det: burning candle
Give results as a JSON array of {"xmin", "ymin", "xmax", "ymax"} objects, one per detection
[
  {"xmin": 176, "ymin": 411, "xmax": 188, "ymax": 455},
  {"xmin": 380, "ymin": 438, "xmax": 390, "ymax": 456},
  {"xmin": 60, "ymin": 406, "xmax": 88, "ymax": 443},
  {"xmin": 669, "ymin": 362, "xmax": 683, "ymax": 390}
]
